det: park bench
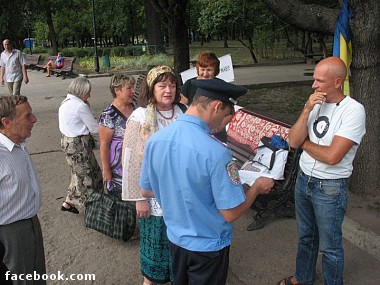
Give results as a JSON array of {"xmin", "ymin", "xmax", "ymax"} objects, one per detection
[
  {"xmin": 133, "ymin": 73, "xmax": 147, "ymax": 102},
  {"xmin": 304, "ymin": 53, "xmax": 331, "ymax": 64},
  {"xmin": 36, "ymin": 56, "xmax": 55, "ymax": 71},
  {"xmin": 36, "ymin": 56, "xmax": 76, "ymax": 79},
  {"xmin": 227, "ymin": 109, "xmax": 302, "ymax": 231},
  {"xmin": 25, "ymin": 54, "xmax": 41, "ymax": 70}
]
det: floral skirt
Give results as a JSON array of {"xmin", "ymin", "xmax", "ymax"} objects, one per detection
[
  {"xmin": 61, "ymin": 134, "xmax": 102, "ymax": 208},
  {"xmin": 140, "ymin": 216, "xmax": 173, "ymax": 284}
]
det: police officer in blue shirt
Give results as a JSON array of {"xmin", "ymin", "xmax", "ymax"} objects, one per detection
[{"xmin": 140, "ymin": 78, "xmax": 274, "ymax": 285}]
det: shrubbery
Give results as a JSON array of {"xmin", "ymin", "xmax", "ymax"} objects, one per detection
[
  {"xmin": 77, "ymin": 53, "xmax": 173, "ymax": 72},
  {"xmin": 23, "ymin": 47, "xmax": 49, "ymax": 54},
  {"xmin": 30, "ymin": 46, "xmax": 135, "ymax": 58}
]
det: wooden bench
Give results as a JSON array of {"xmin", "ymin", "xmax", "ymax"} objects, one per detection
[
  {"xmin": 36, "ymin": 56, "xmax": 76, "ymax": 79},
  {"xmin": 133, "ymin": 73, "xmax": 147, "ymax": 102},
  {"xmin": 227, "ymin": 109, "xmax": 302, "ymax": 231},
  {"xmin": 25, "ymin": 54, "xmax": 41, "ymax": 70},
  {"xmin": 36, "ymin": 56, "xmax": 55, "ymax": 71},
  {"xmin": 304, "ymin": 53, "xmax": 331, "ymax": 64}
]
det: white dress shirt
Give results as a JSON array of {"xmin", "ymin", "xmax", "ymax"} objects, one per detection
[{"xmin": 58, "ymin": 94, "xmax": 98, "ymax": 137}]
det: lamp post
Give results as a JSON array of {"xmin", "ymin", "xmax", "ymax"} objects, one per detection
[
  {"xmin": 23, "ymin": 4, "xmax": 33, "ymax": 54},
  {"xmin": 91, "ymin": 0, "xmax": 100, "ymax": 73},
  {"xmin": 26, "ymin": 20, "xmax": 32, "ymax": 55}
]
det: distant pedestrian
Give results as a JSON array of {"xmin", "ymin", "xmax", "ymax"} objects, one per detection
[
  {"xmin": 0, "ymin": 39, "xmax": 29, "ymax": 95},
  {"xmin": 0, "ymin": 95, "xmax": 46, "ymax": 284},
  {"xmin": 278, "ymin": 57, "xmax": 366, "ymax": 285}
]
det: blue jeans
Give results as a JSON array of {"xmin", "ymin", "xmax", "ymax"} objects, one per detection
[{"xmin": 294, "ymin": 170, "xmax": 348, "ymax": 285}]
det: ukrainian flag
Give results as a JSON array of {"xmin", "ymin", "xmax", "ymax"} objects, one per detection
[{"xmin": 333, "ymin": 0, "xmax": 352, "ymax": 95}]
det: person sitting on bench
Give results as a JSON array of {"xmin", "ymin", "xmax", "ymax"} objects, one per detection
[{"xmin": 44, "ymin": 52, "xmax": 63, "ymax": 77}]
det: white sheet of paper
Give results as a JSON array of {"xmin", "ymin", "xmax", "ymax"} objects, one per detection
[{"xmin": 238, "ymin": 170, "xmax": 274, "ymax": 186}]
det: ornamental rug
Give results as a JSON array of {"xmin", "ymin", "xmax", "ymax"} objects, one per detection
[{"xmin": 227, "ymin": 110, "xmax": 290, "ymax": 151}]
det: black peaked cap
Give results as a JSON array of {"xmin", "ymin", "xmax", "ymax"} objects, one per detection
[{"xmin": 192, "ymin": 78, "xmax": 247, "ymax": 105}]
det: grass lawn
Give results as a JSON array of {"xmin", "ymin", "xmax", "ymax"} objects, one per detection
[
  {"xmin": 188, "ymin": 39, "xmax": 305, "ymax": 65},
  {"xmin": 239, "ymin": 83, "xmax": 312, "ymax": 125}
]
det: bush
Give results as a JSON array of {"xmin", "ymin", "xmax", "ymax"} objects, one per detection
[
  {"xmin": 99, "ymin": 47, "xmax": 111, "ymax": 57},
  {"xmin": 23, "ymin": 47, "xmax": 50, "ymax": 54},
  {"xmin": 57, "ymin": 47, "xmax": 95, "ymax": 58},
  {"xmin": 111, "ymin": 46, "xmax": 127, "ymax": 57},
  {"xmin": 126, "ymin": 46, "xmax": 134, "ymax": 56},
  {"xmin": 77, "ymin": 53, "xmax": 174, "ymax": 72}
]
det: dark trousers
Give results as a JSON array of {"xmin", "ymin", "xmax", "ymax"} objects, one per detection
[
  {"xmin": 0, "ymin": 244, "xmax": 12, "ymax": 285},
  {"xmin": 0, "ymin": 215, "xmax": 46, "ymax": 285},
  {"xmin": 169, "ymin": 241, "xmax": 230, "ymax": 285}
]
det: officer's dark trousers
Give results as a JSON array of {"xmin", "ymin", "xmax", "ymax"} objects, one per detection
[{"xmin": 169, "ymin": 241, "xmax": 230, "ymax": 285}]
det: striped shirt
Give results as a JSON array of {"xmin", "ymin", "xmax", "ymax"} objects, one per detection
[{"xmin": 0, "ymin": 133, "xmax": 41, "ymax": 225}]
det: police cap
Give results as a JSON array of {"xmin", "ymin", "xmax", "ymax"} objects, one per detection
[{"xmin": 193, "ymin": 78, "xmax": 247, "ymax": 105}]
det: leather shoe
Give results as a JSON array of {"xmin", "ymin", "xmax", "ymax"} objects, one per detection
[{"xmin": 61, "ymin": 202, "xmax": 79, "ymax": 214}]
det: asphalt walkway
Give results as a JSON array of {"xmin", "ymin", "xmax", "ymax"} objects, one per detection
[{"xmin": 1, "ymin": 64, "xmax": 378, "ymax": 285}]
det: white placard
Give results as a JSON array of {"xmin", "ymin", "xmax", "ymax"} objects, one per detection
[
  {"xmin": 217, "ymin": 54, "xmax": 235, "ymax": 83},
  {"xmin": 180, "ymin": 54, "xmax": 235, "ymax": 84}
]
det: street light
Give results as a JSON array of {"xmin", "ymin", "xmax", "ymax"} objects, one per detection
[
  {"xmin": 91, "ymin": 0, "xmax": 100, "ymax": 73},
  {"xmin": 23, "ymin": 4, "xmax": 33, "ymax": 54}
]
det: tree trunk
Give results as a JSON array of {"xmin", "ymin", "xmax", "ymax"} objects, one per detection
[
  {"xmin": 237, "ymin": 38, "xmax": 258, "ymax": 63},
  {"xmin": 44, "ymin": 4, "xmax": 58, "ymax": 54},
  {"xmin": 349, "ymin": 0, "xmax": 380, "ymax": 196},
  {"xmin": 261, "ymin": 0, "xmax": 380, "ymax": 196},
  {"xmin": 167, "ymin": 8, "xmax": 189, "ymax": 74},
  {"xmin": 223, "ymin": 21, "xmax": 229, "ymax": 48},
  {"xmin": 151, "ymin": 0, "xmax": 190, "ymax": 73},
  {"xmin": 144, "ymin": 0, "xmax": 164, "ymax": 50}
]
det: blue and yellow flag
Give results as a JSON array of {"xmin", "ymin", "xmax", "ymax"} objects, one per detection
[{"xmin": 333, "ymin": 0, "xmax": 352, "ymax": 95}]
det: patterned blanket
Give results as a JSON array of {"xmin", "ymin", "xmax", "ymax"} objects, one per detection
[{"xmin": 227, "ymin": 110, "xmax": 290, "ymax": 151}]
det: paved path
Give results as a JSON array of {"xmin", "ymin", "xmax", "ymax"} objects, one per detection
[{"xmin": 1, "ymin": 66, "xmax": 378, "ymax": 285}]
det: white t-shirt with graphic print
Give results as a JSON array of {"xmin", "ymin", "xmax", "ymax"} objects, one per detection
[{"xmin": 300, "ymin": 96, "xmax": 366, "ymax": 179}]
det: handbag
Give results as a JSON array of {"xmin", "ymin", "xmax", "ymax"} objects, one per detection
[{"xmin": 84, "ymin": 185, "xmax": 136, "ymax": 242}]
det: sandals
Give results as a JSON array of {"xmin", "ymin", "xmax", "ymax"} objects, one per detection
[
  {"xmin": 61, "ymin": 202, "xmax": 79, "ymax": 214},
  {"xmin": 277, "ymin": 276, "xmax": 300, "ymax": 285}
]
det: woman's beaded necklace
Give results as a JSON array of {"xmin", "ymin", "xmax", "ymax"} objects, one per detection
[{"xmin": 157, "ymin": 107, "xmax": 174, "ymax": 120}]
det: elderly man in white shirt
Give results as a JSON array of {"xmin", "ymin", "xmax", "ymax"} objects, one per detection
[
  {"xmin": 0, "ymin": 39, "xmax": 29, "ymax": 95},
  {"xmin": 58, "ymin": 77, "xmax": 102, "ymax": 214},
  {"xmin": 0, "ymin": 95, "xmax": 46, "ymax": 284}
]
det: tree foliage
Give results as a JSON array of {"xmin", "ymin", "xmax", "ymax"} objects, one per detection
[{"xmin": 198, "ymin": 0, "xmax": 239, "ymax": 47}]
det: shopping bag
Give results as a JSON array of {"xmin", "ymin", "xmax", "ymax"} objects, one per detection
[{"xmin": 84, "ymin": 186, "xmax": 136, "ymax": 242}]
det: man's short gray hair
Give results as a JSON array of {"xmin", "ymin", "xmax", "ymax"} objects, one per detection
[
  {"xmin": 0, "ymin": 95, "xmax": 28, "ymax": 128},
  {"xmin": 67, "ymin": 77, "xmax": 92, "ymax": 98}
]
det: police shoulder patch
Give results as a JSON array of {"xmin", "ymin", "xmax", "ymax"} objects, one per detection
[{"xmin": 226, "ymin": 160, "xmax": 241, "ymax": 185}]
